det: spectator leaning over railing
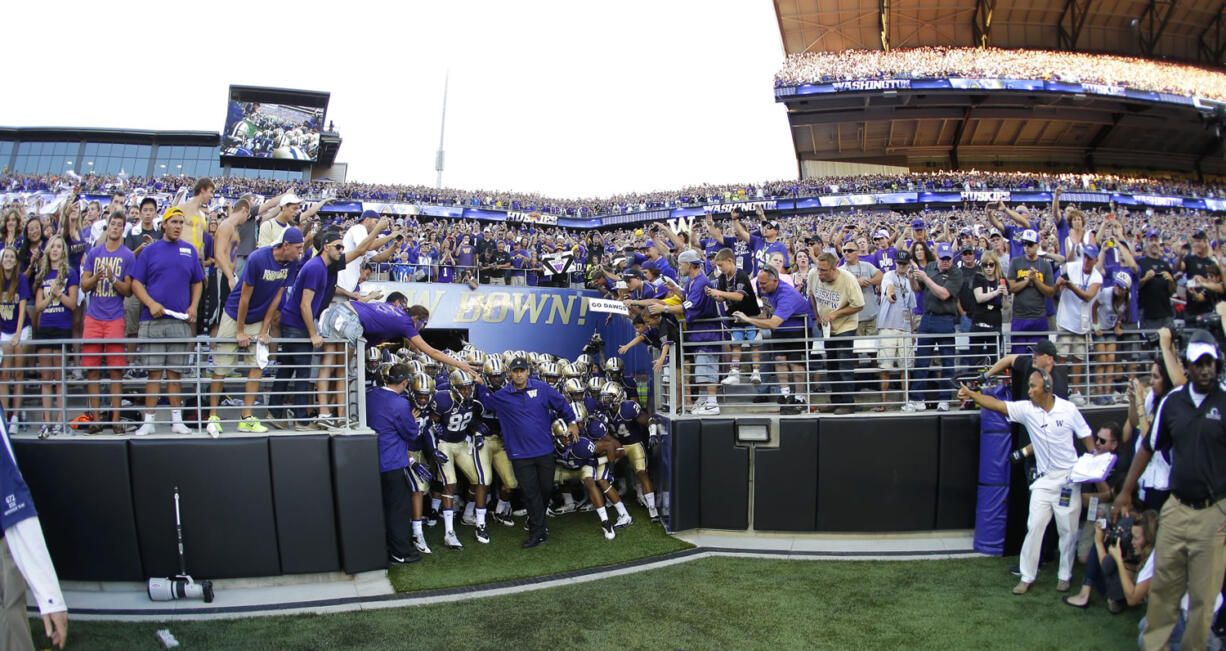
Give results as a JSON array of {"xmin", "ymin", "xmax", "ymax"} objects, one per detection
[
  {"xmin": 129, "ymin": 207, "xmax": 204, "ymax": 436},
  {"xmin": 650, "ymin": 249, "xmax": 721, "ymax": 416},
  {"xmin": 204, "ymin": 227, "xmax": 305, "ymax": 438},
  {"xmin": 904, "ymin": 242, "xmax": 964, "ymax": 412},
  {"xmin": 31, "ymin": 235, "xmax": 78, "ymax": 438},
  {"xmin": 805, "ymin": 253, "xmax": 862, "ymax": 414},
  {"xmin": 76, "ymin": 212, "xmax": 134, "ymax": 434}
]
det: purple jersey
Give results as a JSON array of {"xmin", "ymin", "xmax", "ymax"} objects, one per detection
[
  {"xmin": 0, "ymin": 276, "xmax": 31, "ymax": 335},
  {"xmin": 224, "ymin": 245, "xmax": 295, "ymax": 324},
  {"xmin": 36, "ymin": 268, "xmax": 79, "ymax": 330},
  {"xmin": 82, "ymin": 242, "xmax": 135, "ymax": 322},
  {"xmin": 350, "ymin": 301, "xmax": 420, "ymax": 345},
  {"xmin": 280, "ymin": 255, "xmax": 332, "ymax": 330}
]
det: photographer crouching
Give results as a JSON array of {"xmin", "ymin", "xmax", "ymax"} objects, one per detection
[{"xmin": 1063, "ymin": 509, "xmax": 1158, "ymax": 612}]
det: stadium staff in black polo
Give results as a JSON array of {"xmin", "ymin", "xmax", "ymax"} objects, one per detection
[
  {"xmin": 475, "ymin": 356, "xmax": 577, "ymax": 548},
  {"xmin": 1115, "ymin": 329, "xmax": 1226, "ymax": 650}
]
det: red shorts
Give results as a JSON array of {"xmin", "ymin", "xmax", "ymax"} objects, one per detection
[{"xmin": 81, "ymin": 315, "xmax": 126, "ymax": 367}]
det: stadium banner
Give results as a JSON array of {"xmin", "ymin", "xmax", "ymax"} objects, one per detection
[
  {"xmin": 463, "ymin": 208, "xmax": 510, "ymax": 222},
  {"xmin": 960, "ymin": 190, "xmax": 1010, "ymax": 202},
  {"xmin": 917, "ymin": 192, "xmax": 963, "ymax": 203},
  {"xmin": 506, "ymin": 210, "xmax": 559, "ymax": 226},
  {"xmin": 703, "ymin": 200, "xmax": 778, "ymax": 214},
  {"xmin": 778, "ymin": 77, "xmax": 1217, "ymax": 111},
  {"xmin": 1049, "ymin": 192, "xmax": 1111, "ymax": 204},
  {"xmin": 319, "ymin": 201, "xmax": 363, "ymax": 213},
  {"xmin": 1183, "ymin": 199, "xmax": 1208, "ymax": 210},
  {"xmin": 670, "ymin": 207, "xmax": 708, "ymax": 218},
  {"xmin": 1132, "ymin": 194, "xmax": 1185, "ymax": 208},
  {"xmin": 359, "ymin": 202, "xmax": 464, "ymax": 218},
  {"xmin": 818, "ymin": 192, "xmax": 917, "ymax": 207},
  {"xmin": 1205, "ymin": 198, "xmax": 1226, "ymax": 211},
  {"xmin": 363, "ymin": 281, "xmax": 622, "ymax": 360}
]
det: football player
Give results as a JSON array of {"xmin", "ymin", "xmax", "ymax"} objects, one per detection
[
  {"xmin": 601, "ymin": 380, "xmax": 660, "ymax": 522},
  {"xmin": 409, "ymin": 373, "xmax": 438, "ymax": 553},
  {"xmin": 429, "ymin": 369, "xmax": 492, "ymax": 549},
  {"xmin": 602, "ymin": 357, "xmax": 639, "ymax": 398}
]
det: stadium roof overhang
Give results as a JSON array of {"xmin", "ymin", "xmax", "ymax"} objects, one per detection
[
  {"xmin": 780, "ymin": 88, "xmax": 1226, "ymax": 176},
  {"xmin": 0, "ymin": 126, "xmax": 219, "ymax": 146},
  {"xmin": 774, "ymin": 0, "xmax": 1226, "ymax": 68}
]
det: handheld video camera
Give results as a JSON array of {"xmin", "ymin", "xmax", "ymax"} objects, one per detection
[{"xmin": 1102, "ymin": 514, "xmax": 1139, "ymax": 563}]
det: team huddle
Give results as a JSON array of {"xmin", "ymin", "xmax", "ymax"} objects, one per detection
[{"xmin": 366, "ymin": 344, "xmax": 661, "ymax": 564}]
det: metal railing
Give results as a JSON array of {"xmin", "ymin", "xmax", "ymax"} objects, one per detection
[
  {"xmin": 660, "ymin": 318, "xmax": 1164, "ymax": 416},
  {"xmin": 0, "ymin": 335, "xmax": 365, "ymax": 438}
]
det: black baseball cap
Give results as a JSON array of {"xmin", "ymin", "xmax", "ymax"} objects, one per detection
[
  {"xmin": 1031, "ymin": 339, "xmax": 1058, "ymax": 358},
  {"xmin": 508, "ymin": 356, "xmax": 531, "ymax": 371}
]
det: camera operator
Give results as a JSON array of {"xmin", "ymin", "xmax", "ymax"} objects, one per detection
[
  {"xmin": 957, "ymin": 368, "xmax": 1094, "ymax": 595},
  {"xmin": 1114, "ymin": 329, "xmax": 1226, "ymax": 650},
  {"xmin": 1063, "ymin": 509, "xmax": 1158, "ymax": 613}
]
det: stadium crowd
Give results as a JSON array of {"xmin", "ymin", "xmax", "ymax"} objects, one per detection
[
  {"xmin": 4, "ymin": 165, "xmax": 1223, "ymax": 219},
  {"xmin": 775, "ymin": 46, "xmax": 1226, "ymax": 102}
]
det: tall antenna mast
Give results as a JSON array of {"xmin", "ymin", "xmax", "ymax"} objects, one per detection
[{"xmin": 435, "ymin": 72, "xmax": 448, "ymax": 189}]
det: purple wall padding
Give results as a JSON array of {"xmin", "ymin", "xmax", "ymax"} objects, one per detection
[{"xmin": 974, "ymin": 384, "xmax": 1013, "ymax": 556}]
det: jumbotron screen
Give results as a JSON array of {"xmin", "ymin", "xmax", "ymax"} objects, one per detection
[{"xmin": 222, "ymin": 100, "xmax": 323, "ymax": 161}]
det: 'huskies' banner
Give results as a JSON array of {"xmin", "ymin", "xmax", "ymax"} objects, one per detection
[
  {"xmin": 507, "ymin": 211, "xmax": 558, "ymax": 226},
  {"xmin": 961, "ymin": 190, "xmax": 1011, "ymax": 202}
]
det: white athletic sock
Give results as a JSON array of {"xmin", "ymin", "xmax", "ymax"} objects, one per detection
[
  {"xmin": 170, "ymin": 409, "xmax": 184, "ymax": 423},
  {"xmin": 431, "ymin": 497, "xmax": 442, "ymax": 512},
  {"xmin": 496, "ymin": 498, "xmax": 508, "ymax": 514},
  {"xmin": 464, "ymin": 501, "xmax": 476, "ymax": 518},
  {"xmin": 644, "ymin": 492, "xmax": 657, "ymax": 515},
  {"xmin": 443, "ymin": 508, "xmax": 454, "ymax": 534},
  {"xmin": 596, "ymin": 506, "xmax": 609, "ymax": 522},
  {"xmin": 614, "ymin": 501, "xmax": 629, "ymax": 518},
  {"xmin": 476, "ymin": 508, "xmax": 486, "ymax": 527},
  {"xmin": 143, "ymin": 412, "xmax": 155, "ymax": 422},
  {"xmin": 412, "ymin": 520, "xmax": 423, "ymax": 536}
]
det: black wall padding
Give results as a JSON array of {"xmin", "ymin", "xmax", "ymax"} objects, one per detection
[
  {"xmin": 818, "ymin": 416, "xmax": 938, "ymax": 531},
  {"xmin": 129, "ymin": 438, "xmax": 281, "ymax": 579},
  {"xmin": 330, "ymin": 434, "xmax": 387, "ymax": 574},
  {"xmin": 754, "ymin": 419, "xmax": 818, "ymax": 532},
  {"xmin": 698, "ymin": 419, "xmax": 748, "ymax": 530},
  {"xmin": 1083, "ymin": 408, "xmax": 1128, "ymax": 436},
  {"xmin": 13, "ymin": 439, "xmax": 144, "ymax": 581},
  {"xmin": 936, "ymin": 413, "xmax": 981, "ymax": 529},
  {"xmin": 669, "ymin": 419, "xmax": 703, "ymax": 532},
  {"xmin": 269, "ymin": 435, "xmax": 340, "ymax": 575}
]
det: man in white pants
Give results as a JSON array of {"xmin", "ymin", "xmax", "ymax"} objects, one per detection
[{"xmin": 958, "ymin": 367, "xmax": 1094, "ymax": 595}]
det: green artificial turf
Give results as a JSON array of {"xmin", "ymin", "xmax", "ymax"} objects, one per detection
[
  {"xmin": 387, "ymin": 501, "xmax": 693, "ymax": 592},
  {"xmin": 51, "ymin": 555, "xmax": 1146, "ymax": 650}
]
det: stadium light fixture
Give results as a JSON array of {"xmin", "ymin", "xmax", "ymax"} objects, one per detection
[{"xmin": 735, "ymin": 419, "xmax": 770, "ymax": 444}]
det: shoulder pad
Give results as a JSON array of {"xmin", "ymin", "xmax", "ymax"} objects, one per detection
[
  {"xmin": 431, "ymin": 391, "xmax": 453, "ymax": 414},
  {"xmin": 587, "ymin": 419, "xmax": 608, "ymax": 439},
  {"xmin": 619, "ymin": 400, "xmax": 641, "ymax": 420}
]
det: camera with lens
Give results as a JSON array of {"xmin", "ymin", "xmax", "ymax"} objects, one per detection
[
  {"xmin": 582, "ymin": 332, "xmax": 604, "ymax": 355},
  {"xmin": 1103, "ymin": 514, "xmax": 1138, "ymax": 563},
  {"xmin": 147, "ymin": 575, "xmax": 215, "ymax": 603}
]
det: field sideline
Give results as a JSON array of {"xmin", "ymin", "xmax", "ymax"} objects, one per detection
[{"xmin": 43, "ymin": 554, "xmax": 1142, "ymax": 650}]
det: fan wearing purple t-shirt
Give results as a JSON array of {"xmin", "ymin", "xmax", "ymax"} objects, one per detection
[
  {"xmin": 130, "ymin": 207, "xmax": 204, "ymax": 436},
  {"xmin": 205, "ymin": 228, "xmax": 305, "ymax": 438},
  {"xmin": 79, "ymin": 212, "xmax": 136, "ymax": 433},
  {"xmin": 31, "ymin": 235, "xmax": 79, "ymax": 438}
]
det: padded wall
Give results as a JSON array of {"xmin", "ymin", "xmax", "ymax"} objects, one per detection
[
  {"xmin": 669, "ymin": 419, "xmax": 703, "ymax": 532},
  {"xmin": 753, "ymin": 419, "xmax": 818, "ymax": 532},
  {"xmin": 12, "ymin": 439, "xmax": 144, "ymax": 581},
  {"xmin": 269, "ymin": 435, "xmax": 340, "ymax": 574},
  {"xmin": 698, "ymin": 419, "xmax": 748, "ymax": 530},
  {"xmin": 936, "ymin": 413, "xmax": 981, "ymax": 529},
  {"xmin": 330, "ymin": 434, "xmax": 387, "ymax": 574},
  {"xmin": 817, "ymin": 416, "xmax": 939, "ymax": 531},
  {"xmin": 129, "ymin": 438, "xmax": 281, "ymax": 579}
]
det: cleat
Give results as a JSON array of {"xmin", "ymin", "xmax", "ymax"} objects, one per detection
[
  {"xmin": 554, "ymin": 502, "xmax": 576, "ymax": 515},
  {"xmin": 475, "ymin": 525, "xmax": 490, "ymax": 544},
  {"xmin": 205, "ymin": 415, "xmax": 223, "ymax": 438},
  {"xmin": 512, "ymin": 508, "xmax": 527, "ymax": 517},
  {"xmin": 614, "ymin": 513, "xmax": 633, "ymax": 530},
  {"xmin": 461, "ymin": 512, "xmax": 477, "ymax": 526},
  {"xmin": 444, "ymin": 531, "xmax": 464, "ymax": 551},
  {"xmin": 413, "ymin": 533, "xmax": 432, "ymax": 554},
  {"xmin": 426, "ymin": 508, "xmax": 439, "ymax": 527},
  {"xmin": 650, "ymin": 513, "xmax": 661, "ymax": 524},
  {"xmin": 492, "ymin": 510, "xmax": 515, "ymax": 527},
  {"xmin": 601, "ymin": 520, "xmax": 616, "ymax": 540}
]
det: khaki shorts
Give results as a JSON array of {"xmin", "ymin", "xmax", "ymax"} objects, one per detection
[
  {"xmin": 124, "ymin": 295, "xmax": 143, "ymax": 337},
  {"xmin": 211, "ymin": 313, "xmax": 264, "ymax": 377},
  {"xmin": 856, "ymin": 320, "xmax": 879, "ymax": 337},
  {"xmin": 137, "ymin": 319, "xmax": 192, "ymax": 371},
  {"xmin": 437, "ymin": 439, "xmax": 491, "ymax": 487},
  {"xmin": 1056, "ymin": 331, "xmax": 1090, "ymax": 362},
  {"xmin": 877, "ymin": 328, "xmax": 914, "ymax": 370}
]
